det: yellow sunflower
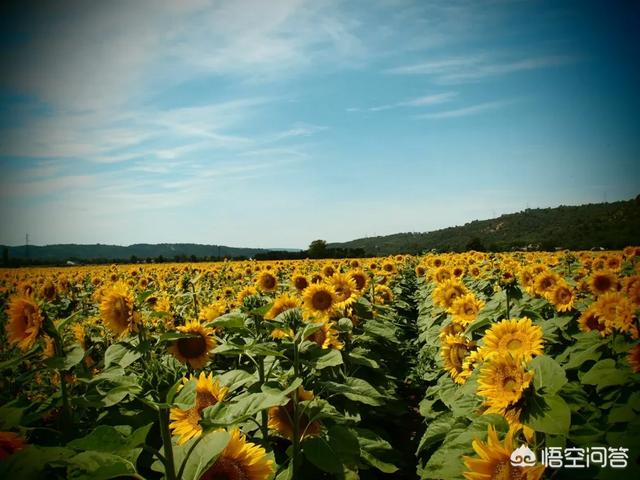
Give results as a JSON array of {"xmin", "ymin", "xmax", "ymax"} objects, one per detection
[
  {"xmin": 577, "ymin": 304, "xmax": 611, "ymax": 336},
  {"xmin": 349, "ymin": 269, "xmax": 369, "ymax": 292},
  {"xmin": 441, "ymin": 334, "xmax": 476, "ymax": 384},
  {"xmin": 451, "ymin": 294, "xmax": 485, "ymax": 325},
  {"xmin": 328, "ymin": 273, "xmax": 358, "ymax": 308},
  {"xmin": 291, "ymin": 272, "xmax": 310, "ymax": 292},
  {"xmin": 594, "ymin": 292, "xmax": 634, "ymax": 332},
  {"xmin": 256, "ymin": 271, "xmax": 277, "ymax": 293},
  {"xmin": 169, "ymin": 372, "xmax": 228, "ymax": 445},
  {"xmin": 627, "ymin": 344, "xmax": 640, "ymax": 373},
  {"xmin": 199, "ymin": 428, "xmax": 273, "ymax": 480},
  {"xmin": 546, "ymin": 283, "xmax": 575, "ymax": 312},
  {"xmin": 532, "ymin": 271, "xmax": 561, "ymax": 296},
  {"xmin": 480, "ymin": 318, "xmax": 543, "ymax": 362},
  {"xmin": 268, "ymin": 387, "xmax": 322, "ymax": 441},
  {"xmin": 433, "ymin": 279, "xmax": 468, "ymax": 311},
  {"xmin": 100, "ymin": 281, "xmax": 138, "ymax": 337},
  {"xmin": 477, "ymin": 354, "xmax": 533, "ymax": 409},
  {"xmin": 589, "ymin": 271, "xmax": 619, "ymax": 296},
  {"xmin": 302, "ymin": 283, "xmax": 338, "ymax": 319},
  {"xmin": 199, "ymin": 302, "xmax": 226, "ymax": 323},
  {"xmin": 374, "ymin": 284, "xmax": 394, "ymax": 305},
  {"xmin": 309, "ymin": 320, "xmax": 343, "ymax": 350},
  {"xmin": 236, "ymin": 286, "xmax": 259, "ymax": 304},
  {"xmin": 6, "ymin": 295, "xmax": 43, "ymax": 351},
  {"xmin": 463, "ymin": 425, "xmax": 544, "ymax": 480},
  {"xmin": 168, "ymin": 320, "xmax": 216, "ymax": 369},
  {"xmin": 265, "ymin": 294, "xmax": 299, "ymax": 320}
]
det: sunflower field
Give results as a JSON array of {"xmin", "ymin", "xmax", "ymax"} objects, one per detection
[{"xmin": 1, "ymin": 248, "xmax": 639, "ymax": 479}]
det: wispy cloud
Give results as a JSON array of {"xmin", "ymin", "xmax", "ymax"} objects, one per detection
[
  {"xmin": 386, "ymin": 54, "xmax": 576, "ymax": 84},
  {"xmin": 350, "ymin": 92, "xmax": 458, "ymax": 112},
  {"xmin": 416, "ymin": 100, "xmax": 514, "ymax": 119}
]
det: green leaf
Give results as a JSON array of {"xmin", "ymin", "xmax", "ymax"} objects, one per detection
[
  {"xmin": 526, "ymin": 394, "xmax": 571, "ymax": 435},
  {"xmin": 556, "ymin": 332, "xmax": 603, "ymax": 370},
  {"xmin": 157, "ymin": 332, "xmax": 200, "ymax": 343},
  {"xmin": 0, "ymin": 345, "xmax": 40, "ymax": 371},
  {"xmin": 207, "ymin": 312, "xmax": 247, "ymax": 329},
  {"xmin": 103, "ymin": 343, "xmax": 141, "ymax": 369},
  {"xmin": 352, "ymin": 428, "xmax": 398, "ymax": 474},
  {"xmin": 328, "ymin": 425, "xmax": 360, "ymax": 465},
  {"xmin": 322, "ymin": 378, "xmax": 386, "ymax": 406},
  {"xmin": 66, "ymin": 451, "xmax": 139, "ymax": 480},
  {"xmin": 530, "ymin": 355, "xmax": 567, "ymax": 395},
  {"xmin": 303, "ymin": 437, "xmax": 343, "ymax": 474},
  {"xmin": 0, "ymin": 446, "xmax": 75, "ymax": 480},
  {"xmin": 175, "ymin": 431, "xmax": 230, "ymax": 480},
  {"xmin": 44, "ymin": 344, "xmax": 85, "ymax": 370},
  {"xmin": 0, "ymin": 404, "xmax": 24, "ymax": 430},
  {"xmin": 217, "ymin": 369, "xmax": 256, "ymax": 392},
  {"xmin": 582, "ymin": 359, "xmax": 631, "ymax": 391},
  {"xmin": 312, "ymin": 349, "xmax": 343, "ymax": 370}
]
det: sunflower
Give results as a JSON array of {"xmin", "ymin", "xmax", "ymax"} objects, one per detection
[
  {"xmin": 480, "ymin": 318, "xmax": 543, "ymax": 362},
  {"xmin": 441, "ymin": 334, "xmax": 476, "ymax": 384},
  {"xmin": 439, "ymin": 320, "xmax": 466, "ymax": 339},
  {"xmin": 477, "ymin": 354, "xmax": 534, "ymax": 409},
  {"xmin": 199, "ymin": 428, "xmax": 273, "ymax": 480},
  {"xmin": 42, "ymin": 335, "xmax": 56, "ymax": 359},
  {"xmin": 268, "ymin": 387, "xmax": 322, "ymax": 441},
  {"xmin": 290, "ymin": 272, "xmax": 309, "ymax": 292},
  {"xmin": 451, "ymin": 294, "xmax": 485, "ymax": 325},
  {"xmin": 169, "ymin": 372, "xmax": 228, "ymax": 445},
  {"xmin": 433, "ymin": 266, "xmax": 452, "ymax": 283},
  {"xmin": 0, "ymin": 431, "xmax": 26, "ymax": 460},
  {"xmin": 328, "ymin": 273, "xmax": 358, "ymax": 308},
  {"xmin": 627, "ymin": 344, "xmax": 640, "ymax": 373},
  {"xmin": 589, "ymin": 271, "xmax": 619, "ymax": 296},
  {"xmin": 381, "ymin": 260, "xmax": 397, "ymax": 275},
  {"xmin": 546, "ymin": 283, "xmax": 575, "ymax": 312},
  {"xmin": 302, "ymin": 283, "xmax": 337, "ymax": 319},
  {"xmin": 100, "ymin": 281, "xmax": 137, "ymax": 337},
  {"xmin": 199, "ymin": 302, "xmax": 226, "ymax": 323},
  {"xmin": 236, "ymin": 286, "xmax": 258, "ymax": 305},
  {"xmin": 433, "ymin": 279, "xmax": 468, "ymax": 311},
  {"xmin": 463, "ymin": 425, "xmax": 544, "ymax": 480},
  {"xmin": 577, "ymin": 305, "xmax": 611, "ymax": 336},
  {"xmin": 6, "ymin": 294, "xmax": 43, "ymax": 351},
  {"xmin": 349, "ymin": 269, "xmax": 369, "ymax": 292},
  {"xmin": 256, "ymin": 271, "xmax": 277, "ymax": 292},
  {"xmin": 593, "ymin": 292, "xmax": 635, "ymax": 332},
  {"xmin": 265, "ymin": 294, "xmax": 299, "ymax": 320},
  {"xmin": 624, "ymin": 276, "xmax": 640, "ymax": 305},
  {"xmin": 168, "ymin": 320, "xmax": 216, "ymax": 369},
  {"xmin": 373, "ymin": 284, "xmax": 394, "ymax": 305},
  {"xmin": 322, "ymin": 264, "xmax": 335, "ymax": 277},
  {"xmin": 270, "ymin": 327, "xmax": 294, "ymax": 340},
  {"xmin": 532, "ymin": 271, "xmax": 561, "ymax": 296},
  {"xmin": 309, "ymin": 320, "xmax": 343, "ymax": 350}
]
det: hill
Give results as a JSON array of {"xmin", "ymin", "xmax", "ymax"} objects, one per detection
[
  {"xmin": 1, "ymin": 243, "xmax": 300, "ymax": 265},
  {"xmin": 328, "ymin": 198, "xmax": 640, "ymax": 255}
]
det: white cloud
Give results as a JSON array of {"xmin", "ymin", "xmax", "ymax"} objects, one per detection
[
  {"xmin": 362, "ymin": 92, "xmax": 458, "ymax": 112},
  {"xmin": 416, "ymin": 100, "xmax": 514, "ymax": 119}
]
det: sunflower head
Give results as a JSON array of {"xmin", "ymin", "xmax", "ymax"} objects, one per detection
[
  {"xmin": 441, "ymin": 334, "xmax": 476, "ymax": 384},
  {"xmin": 577, "ymin": 304, "xmax": 611, "ymax": 336},
  {"xmin": 463, "ymin": 425, "xmax": 544, "ymax": 480},
  {"xmin": 309, "ymin": 320, "xmax": 343, "ymax": 350},
  {"xmin": 480, "ymin": 317, "xmax": 543, "ymax": 362},
  {"xmin": 169, "ymin": 372, "xmax": 228, "ymax": 445},
  {"xmin": 627, "ymin": 344, "xmax": 640, "ymax": 373},
  {"xmin": 100, "ymin": 281, "xmax": 137, "ymax": 337},
  {"xmin": 291, "ymin": 272, "xmax": 310, "ymax": 292},
  {"xmin": 451, "ymin": 294, "xmax": 485, "ymax": 325},
  {"xmin": 546, "ymin": 283, "xmax": 575, "ymax": 312},
  {"xmin": 200, "ymin": 428, "xmax": 273, "ymax": 480},
  {"xmin": 268, "ymin": 387, "xmax": 322, "ymax": 442},
  {"xmin": 6, "ymin": 294, "xmax": 43, "ymax": 351},
  {"xmin": 589, "ymin": 271, "xmax": 619, "ymax": 296},
  {"xmin": 328, "ymin": 273, "xmax": 358, "ymax": 308},
  {"xmin": 477, "ymin": 354, "xmax": 534, "ymax": 410},
  {"xmin": 168, "ymin": 320, "xmax": 216, "ymax": 370},
  {"xmin": 349, "ymin": 269, "xmax": 369, "ymax": 292},
  {"xmin": 302, "ymin": 283, "xmax": 338, "ymax": 320},
  {"xmin": 256, "ymin": 271, "xmax": 277, "ymax": 292},
  {"xmin": 265, "ymin": 294, "xmax": 300, "ymax": 320},
  {"xmin": 374, "ymin": 284, "xmax": 394, "ymax": 305}
]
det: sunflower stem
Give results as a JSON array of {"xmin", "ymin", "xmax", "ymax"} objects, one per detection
[
  {"xmin": 159, "ymin": 407, "xmax": 177, "ymax": 480},
  {"xmin": 291, "ymin": 337, "xmax": 301, "ymax": 473},
  {"xmin": 505, "ymin": 288, "xmax": 511, "ymax": 319},
  {"xmin": 51, "ymin": 331, "xmax": 72, "ymax": 438},
  {"xmin": 257, "ymin": 356, "xmax": 271, "ymax": 450},
  {"xmin": 190, "ymin": 282, "xmax": 199, "ymax": 319}
]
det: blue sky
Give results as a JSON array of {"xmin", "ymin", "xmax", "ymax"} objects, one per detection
[{"xmin": 0, "ymin": 0, "xmax": 639, "ymax": 248}]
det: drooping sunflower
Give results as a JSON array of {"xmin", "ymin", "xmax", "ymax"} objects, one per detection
[
  {"xmin": 589, "ymin": 270, "xmax": 619, "ymax": 296},
  {"xmin": 577, "ymin": 304, "xmax": 611, "ymax": 336},
  {"xmin": 374, "ymin": 284, "xmax": 394, "ymax": 305},
  {"xmin": 100, "ymin": 281, "xmax": 137, "ymax": 337},
  {"xmin": 328, "ymin": 273, "xmax": 358, "ymax": 308},
  {"xmin": 169, "ymin": 372, "xmax": 229, "ymax": 445},
  {"xmin": 236, "ymin": 286, "xmax": 259, "ymax": 305},
  {"xmin": 6, "ymin": 294, "xmax": 43, "ymax": 351},
  {"xmin": 256, "ymin": 271, "xmax": 277, "ymax": 293},
  {"xmin": 168, "ymin": 320, "xmax": 216, "ymax": 369},
  {"xmin": 627, "ymin": 344, "xmax": 640, "ymax": 373},
  {"xmin": 451, "ymin": 294, "xmax": 485, "ymax": 325},
  {"xmin": 265, "ymin": 294, "xmax": 299, "ymax": 320},
  {"xmin": 441, "ymin": 334, "xmax": 476, "ymax": 384},
  {"xmin": 302, "ymin": 283, "xmax": 338, "ymax": 319},
  {"xmin": 309, "ymin": 320, "xmax": 343, "ymax": 350},
  {"xmin": 199, "ymin": 428, "xmax": 273, "ymax": 480},
  {"xmin": 546, "ymin": 283, "xmax": 575, "ymax": 312},
  {"xmin": 0, "ymin": 431, "xmax": 26, "ymax": 460},
  {"xmin": 463, "ymin": 425, "xmax": 544, "ymax": 480},
  {"xmin": 268, "ymin": 387, "xmax": 322, "ymax": 441},
  {"xmin": 480, "ymin": 318, "xmax": 543, "ymax": 362},
  {"xmin": 477, "ymin": 354, "xmax": 534, "ymax": 409}
]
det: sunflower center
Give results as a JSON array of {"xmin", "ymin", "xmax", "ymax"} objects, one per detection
[
  {"xmin": 294, "ymin": 277, "xmax": 308, "ymax": 290},
  {"xmin": 311, "ymin": 291, "xmax": 333, "ymax": 311},
  {"xmin": 200, "ymin": 457, "xmax": 248, "ymax": 480},
  {"xmin": 352, "ymin": 274, "xmax": 366, "ymax": 290},
  {"xmin": 503, "ymin": 377, "xmax": 518, "ymax": 392},
  {"xmin": 261, "ymin": 275, "xmax": 276, "ymax": 289},
  {"xmin": 493, "ymin": 460, "xmax": 526, "ymax": 480},
  {"xmin": 177, "ymin": 335, "xmax": 207, "ymax": 359},
  {"xmin": 594, "ymin": 276, "xmax": 611, "ymax": 291},
  {"xmin": 113, "ymin": 297, "xmax": 129, "ymax": 325},
  {"xmin": 506, "ymin": 338, "xmax": 523, "ymax": 351},
  {"xmin": 312, "ymin": 329, "xmax": 327, "ymax": 347},
  {"xmin": 195, "ymin": 390, "xmax": 218, "ymax": 413}
]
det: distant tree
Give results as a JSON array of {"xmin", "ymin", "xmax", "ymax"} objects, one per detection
[
  {"xmin": 2, "ymin": 247, "xmax": 8, "ymax": 267},
  {"xmin": 308, "ymin": 239, "xmax": 327, "ymax": 258},
  {"xmin": 130, "ymin": 255, "xmax": 138, "ymax": 264},
  {"xmin": 190, "ymin": 254, "xmax": 197, "ymax": 262}
]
